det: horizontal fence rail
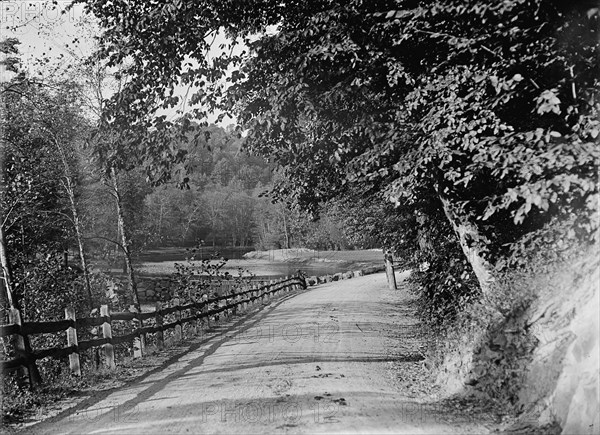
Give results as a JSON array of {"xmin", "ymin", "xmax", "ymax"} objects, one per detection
[{"xmin": 0, "ymin": 275, "xmax": 306, "ymax": 384}]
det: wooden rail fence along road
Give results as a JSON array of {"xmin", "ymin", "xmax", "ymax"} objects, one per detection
[{"xmin": 0, "ymin": 275, "xmax": 305, "ymax": 386}]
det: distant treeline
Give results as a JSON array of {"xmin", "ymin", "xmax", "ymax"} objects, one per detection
[{"xmin": 88, "ymin": 124, "xmax": 378, "ymax": 257}]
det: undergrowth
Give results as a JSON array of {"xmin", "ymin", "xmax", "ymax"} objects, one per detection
[{"xmin": 416, "ymin": 220, "xmax": 592, "ymax": 426}]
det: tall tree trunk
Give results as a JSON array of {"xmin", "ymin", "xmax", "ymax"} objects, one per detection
[
  {"xmin": 157, "ymin": 201, "xmax": 164, "ymax": 242},
  {"xmin": 70, "ymin": 193, "xmax": 93, "ymax": 308},
  {"xmin": 50, "ymin": 133, "xmax": 94, "ymax": 309},
  {"xmin": 110, "ymin": 167, "xmax": 141, "ymax": 309},
  {"xmin": 61, "ymin": 169, "xmax": 93, "ymax": 309},
  {"xmin": 114, "ymin": 216, "xmax": 121, "ymax": 260},
  {"xmin": 182, "ymin": 204, "xmax": 200, "ymax": 245},
  {"xmin": 282, "ymin": 210, "xmax": 290, "ymax": 249},
  {"xmin": 439, "ymin": 196, "xmax": 495, "ymax": 296},
  {"xmin": 0, "ymin": 224, "xmax": 17, "ymax": 310},
  {"xmin": 0, "ymin": 86, "xmax": 13, "ymax": 310}
]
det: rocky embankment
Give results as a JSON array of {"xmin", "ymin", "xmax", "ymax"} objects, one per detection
[{"xmin": 436, "ymin": 249, "xmax": 599, "ymax": 434}]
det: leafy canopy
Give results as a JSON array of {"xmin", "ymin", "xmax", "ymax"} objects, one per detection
[{"xmin": 79, "ymin": 0, "xmax": 598, "ymax": 233}]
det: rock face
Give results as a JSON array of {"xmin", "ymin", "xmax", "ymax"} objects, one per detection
[
  {"xmin": 437, "ymin": 250, "xmax": 599, "ymax": 434},
  {"xmin": 519, "ymin": 253, "xmax": 599, "ymax": 433}
]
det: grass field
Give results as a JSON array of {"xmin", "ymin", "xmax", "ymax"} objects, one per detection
[
  {"xmin": 242, "ymin": 248, "xmax": 384, "ymax": 262},
  {"xmin": 137, "ymin": 246, "xmax": 254, "ymax": 262},
  {"xmin": 136, "ymin": 248, "xmax": 385, "ymax": 278}
]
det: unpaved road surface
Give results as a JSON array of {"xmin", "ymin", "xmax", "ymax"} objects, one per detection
[{"xmin": 30, "ymin": 272, "xmax": 494, "ymax": 434}]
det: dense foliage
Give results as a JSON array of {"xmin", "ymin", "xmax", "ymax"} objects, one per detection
[
  {"xmin": 77, "ymin": 0, "xmax": 599, "ymax": 327},
  {"xmin": 228, "ymin": 0, "xmax": 599, "ymax": 264},
  {"xmin": 1, "ymin": 73, "xmax": 87, "ymax": 317}
]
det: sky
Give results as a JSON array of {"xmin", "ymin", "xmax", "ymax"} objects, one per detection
[
  {"xmin": 1, "ymin": 1, "xmax": 88, "ymax": 79},
  {"xmin": 0, "ymin": 0, "xmax": 239, "ymax": 126}
]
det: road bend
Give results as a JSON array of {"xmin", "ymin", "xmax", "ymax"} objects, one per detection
[{"xmin": 31, "ymin": 272, "xmax": 491, "ymax": 434}]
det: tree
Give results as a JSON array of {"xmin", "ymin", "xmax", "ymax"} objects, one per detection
[
  {"xmin": 81, "ymin": 0, "xmax": 599, "ymax": 323},
  {"xmin": 223, "ymin": 178, "xmax": 254, "ymax": 247},
  {"xmin": 82, "ymin": 54, "xmax": 191, "ymax": 308},
  {"xmin": 227, "ymin": 0, "xmax": 598, "ymax": 278},
  {"xmin": 1, "ymin": 45, "xmax": 90, "ymax": 316},
  {"xmin": 1, "ymin": 37, "xmax": 24, "ymax": 311},
  {"xmin": 202, "ymin": 185, "xmax": 228, "ymax": 247},
  {"xmin": 10, "ymin": 78, "xmax": 95, "ymax": 308}
]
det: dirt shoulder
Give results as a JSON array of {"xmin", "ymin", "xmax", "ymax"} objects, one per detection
[{"xmin": 23, "ymin": 271, "xmax": 501, "ymax": 434}]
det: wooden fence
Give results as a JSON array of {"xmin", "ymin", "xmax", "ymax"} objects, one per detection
[{"xmin": 0, "ymin": 275, "xmax": 305, "ymax": 386}]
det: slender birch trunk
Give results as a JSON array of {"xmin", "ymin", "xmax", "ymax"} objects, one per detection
[
  {"xmin": 54, "ymin": 138, "xmax": 93, "ymax": 308},
  {"xmin": 110, "ymin": 167, "xmax": 141, "ymax": 309}
]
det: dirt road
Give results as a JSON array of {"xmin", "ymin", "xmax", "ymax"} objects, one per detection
[{"xmin": 31, "ymin": 272, "xmax": 494, "ymax": 434}]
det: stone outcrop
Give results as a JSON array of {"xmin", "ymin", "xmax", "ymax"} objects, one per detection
[
  {"xmin": 436, "ymin": 249, "xmax": 599, "ymax": 434},
  {"xmin": 519, "ymin": 253, "xmax": 599, "ymax": 433}
]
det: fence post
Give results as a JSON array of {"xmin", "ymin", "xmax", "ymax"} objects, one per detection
[
  {"xmin": 267, "ymin": 280, "xmax": 274, "ymax": 301},
  {"xmin": 139, "ymin": 309, "xmax": 147, "ymax": 356},
  {"xmin": 230, "ymin": 291, "xmax": 236, "ymax": 316},
  {"xmin": 384, "ymin": 250, "xmax": 397, "ymax": 290},
  {"xmin": 9, "ymin": 308, "xmax": 42, "ymax": 388},
  {"xmin": 190, "ymin": 299, "xmax": 197, "ymax": 335},
  {"xmin": 100, "ymin": 305, "xmax": 116, "ymax": 370},
  {"xmin": 155, "ymin": 301, "xmax": 164, "ymax": 350},
  {"xmin": 65, "ymin": 306, "xmax": 81, "ymax": 376},
  {"xmin": 202, "ymin": 294, "xmax": 210, "ymax": 328},
  {"xmin": 173, "ymin": 297, "xmax": 182, "ymax": 342},
  {"xmin": 92, "ymin": 330, "xmax": 101, "ymax": 372},
  {"xmin": 130, "ymin": 305, "xmax": 145, "ymax": 358}
]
